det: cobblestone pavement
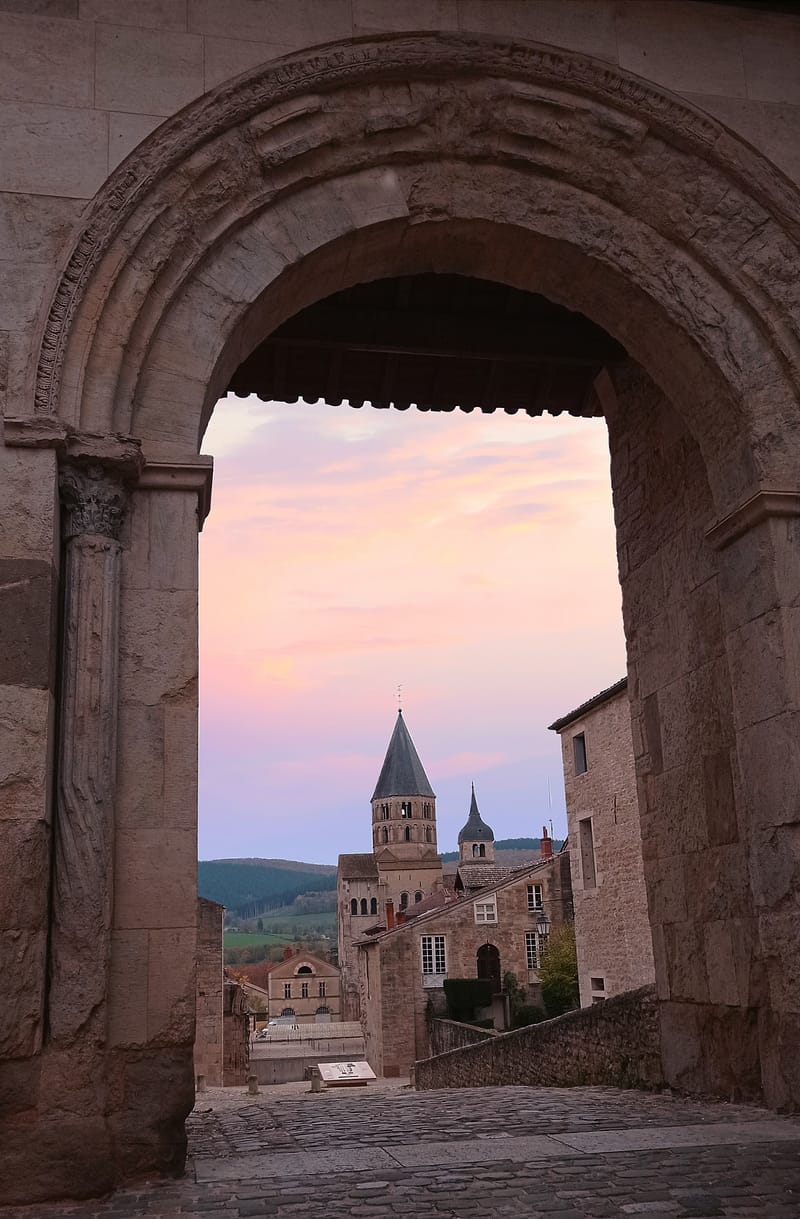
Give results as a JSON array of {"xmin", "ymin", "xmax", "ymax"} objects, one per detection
[{"xmin": 4, "ymin": 1084, "xmax": 800, "ymax": 1218}]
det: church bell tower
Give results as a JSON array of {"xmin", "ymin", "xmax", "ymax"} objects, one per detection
[{"xmin": 371, "ymin": 709, "xmax": 438, "ymax": 858}]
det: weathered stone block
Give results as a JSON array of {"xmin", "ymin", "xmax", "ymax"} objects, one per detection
[
  {"xmin": 113, "ymin": 827, "xmax": 197, "ymax": 929},
  {"xmin": 458, "ymin": 0, "xmax": 617, "ymax": 62},
  {"xmin": 0, "ymin": 101, "xmax": 107, "ymax": 197},
  {"xmin": 0, "ymin": 447, "xmax": 57, "ymax": 562},
  {"xmin": 108, "ymin": 929, "xmax": 150, "ymax": 1047},
  {"xmin": 0, "ymin": 558, "xmax": 56, "ymax": 689},
  {"xmin": 203, "ymin": 33, "xmax": 293, "ymax": 90},
  {"xmin": 0, "ymin": 10, "xmax": 92, "ymax": 107},
  {"xmin": 188, "ymin": 0, "xmax": 351, "ymax": 46},
  {"xmin": 79, "ymin": 0, "xmax": 188, "ymax": 30},
  {"xmin": 618, "ymin": 0, "xmax": 747, "ymax": 97},
  {"xmin": 660, "ymin": 1000, "xmax": 761, "ymax": 1101},
  {"xmin": 0, "ymin": 928, "xmax": 46, "ymax": 1058},
  {"xmin": 118, "ymin": 589, "xmax": 197, "ymax": 706},
  {"xmin": 108, "ymin": 111, "xmax": 163, "ymax": 171},
  {"xmin": 0, "ymin": 684, "xmax": 51, "ymax": 820},
  {"xmin": 95, "ymin": 23, "xmax": 203, "ymax": 116},
  {"xmin": 147, "ymin": 926, "xmax": 196, "ymax": 1042},
  {"xmin": 106, "ymin": 1045, "xmax": 193, "ymax": 1178},
  {"xmin": 116, "ymin": 701, "xmax": 165, "ymax": 830}
]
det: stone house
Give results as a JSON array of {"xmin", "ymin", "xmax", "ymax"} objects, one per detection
[
  {"xmin": 266, "ymin": 949, "xmax": 340, "ymax": 1025},
  {"xmin": 549, "ymin": 679, "xmax": 655, "ymax": 1008},
  {"xmin": 358, "ymin": 836, "xmax": 573, "ymax": 1078},
  {"xmin": 338, "ymin": 710, "xmax": 443, "ymax": 1019}
]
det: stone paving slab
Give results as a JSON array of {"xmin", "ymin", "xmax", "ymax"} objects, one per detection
[
  {"xmin": 196, "ymin": 1145, "xmax": 399, "ymax": 1181},
  {"xmin": 4, "ymin": 1085, "xmax": 800, "ymax": 1218},
  {"xmin": 553, "ymin": 1118, "xmax": 800, "ymax": 1154},
  {"xmin": 378, "ymin": 1133, "xmax": 569, "ymax": 1166}
]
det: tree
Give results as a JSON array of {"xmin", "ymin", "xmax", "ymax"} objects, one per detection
[
  {"xmin": 538, "ymin": 922, "xmax": 579, "ymax": 1018},
  {"xmin": 257, "ymin": 917, "xmax": 264, "ymax": 931},
  {"xmin": 503, "ymin": 970, "xmax": 545, "ymax": 1029}
]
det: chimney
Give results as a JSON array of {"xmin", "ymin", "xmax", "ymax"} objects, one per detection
[
  {"xmin": 541, "ymin": 826, "xmax": 553, "ymax": 860},
  {"xmin": 283, "ymin": 945, "xmax": 293, "ymax": 960},
  {"xmin": 396, "ymin": 910, "xmax": 406, "ymax": 926},
  {"xmin": 386, "ymin": 899, "xmax": 395, "ymax": 930}
]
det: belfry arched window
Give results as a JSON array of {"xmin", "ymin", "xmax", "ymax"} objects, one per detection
[
  {"xmin": 400, "ymin": 892, "xmax": 409, "ymax": 910},
  {"xmin": 404, "ymin": 825, "xmax": 411, "ymax": 842},
  {"xmin": 350, "ymin": 898, "xmax": 357, "ymax": 915},
  {"xmin": 370, "ymin": 897, "xmax": 378, "ymax": 915},
  {"xmin": 381, "ymin": 826, "xmax": 389, "ymax": 843},
  {"xmin": 360, "ymin": 898, "xmax": 368, "ymax": 915}
]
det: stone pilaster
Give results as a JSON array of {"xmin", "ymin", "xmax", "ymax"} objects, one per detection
[{"xmin": 47, "ymin": 462, "xmax": 128, "ymax": 1045}]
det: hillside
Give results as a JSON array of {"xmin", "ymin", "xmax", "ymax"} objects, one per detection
[{"xmin": 198, "ymin": 858, "xmax": 336, "ymax": 915}]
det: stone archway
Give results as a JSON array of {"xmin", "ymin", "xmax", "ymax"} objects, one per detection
[{"xmin": 5, "ymin": 30, "xmax": 800, "ymax": 1203}]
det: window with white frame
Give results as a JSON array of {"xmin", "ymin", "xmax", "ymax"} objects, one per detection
[
  {"xmin": 284, "ymin": 982, "xmax": 291, "ymax": 999},
  {"xmin": 301, "ymin": 982, "xmax": 309, "ymax": 999},
  {"xmin": 474, "ymin": 898, "xmax": 497, "ymax": 924},
  {"xmin": 421, "ymin": 934, "xmax": 446, "ymax": 975},
  {"xmin": 527, "ymin": 884, "xmax": 543, "ymax": 912},
  {"xmin": 525, "ymin": 930, "xmax": 546, "ymax": 971}
]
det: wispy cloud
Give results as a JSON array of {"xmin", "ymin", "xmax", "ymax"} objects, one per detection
[{"xmin": 198, "ymin": 396, "xmax": 626, "ymax": 859}]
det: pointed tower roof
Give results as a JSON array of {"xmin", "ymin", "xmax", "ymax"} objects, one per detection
[
  {"xmin": 371, "ymin": 710, "xmax": 435, "ymax": 801},
  {"xmin": 457, "ymin": 784, "xmax": 495, "ymax": 844}
]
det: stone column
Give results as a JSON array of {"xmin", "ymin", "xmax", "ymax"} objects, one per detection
[
  {"xmin": 47, "ymin": 462, "xmax": 128, "ymax": 1045},
  {"xmin": 708, "ymin": 494, "xmax": 800, "ymax": 1110}
]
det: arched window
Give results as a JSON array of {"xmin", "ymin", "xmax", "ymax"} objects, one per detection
[
  {"xmin": 425, "ymin": 827, "xmax": 432, "ymax": 842},
  {"xmin": 370, "ymin": 897, "xmax": 378, "ymax": 915},
  {"xmin": 381, "ymin": 826, "xmax": 389, "ymax": 843},
  {"xmin": 350, "ymin": 898, "xmax": 358, "ymax": 915},
  {"xmin": 281, "ymin": 1007, "xmax": 296, "ymax": 1018},
  {"xmin": 404, "ymin": 825, "xmax": 411, "ymax": 842},
  {"xmin": 479, "ymin": 843, "xmax": 486, "ymax": 858},
  {"xmin": 400, "ymin": 892, "xmax": 409, "ymax": 910},
  {"xmin": 296, "ymin": 965, "xmax": 313, "ymax": 974},
  {"xmin": 360, "ymin": 898, "xmax": 368, "ymax": 915},
  {"xmin": 315, "ymin": 1005, "xmax": 330, "ymax": 1014},
  {"xmin": 472, "ymin": 843, "xmax": 479, "ymax": 857},
  {"xmin": 414, "ymin": 891, "xmax": 423, "ymax": 904}
]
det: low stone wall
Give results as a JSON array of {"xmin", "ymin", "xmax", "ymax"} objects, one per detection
[
  {"xmin": 416, "ymin": 986, "xmax": 663, "ymax": 1091},
  {"xmin": 430, "ymin": 1019, "xmax": 498, "ymax": 1056}
]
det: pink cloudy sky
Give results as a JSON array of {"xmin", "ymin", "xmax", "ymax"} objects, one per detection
[{"xmin": 197, "ymin": 396, "xmax": 627, "ymax": 863}]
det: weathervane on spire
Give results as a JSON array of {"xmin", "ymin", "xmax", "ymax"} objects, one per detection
[{"xmin": 397, "ymin": 683, "xmax": 403, "ymax": 713}]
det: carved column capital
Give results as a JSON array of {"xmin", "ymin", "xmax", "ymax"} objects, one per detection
[{"xmin": 59, "ymin": 462, "xmax": 128, "ymax": 542}]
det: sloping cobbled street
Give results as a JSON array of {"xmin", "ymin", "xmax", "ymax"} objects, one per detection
[{"xmin": 4, "ymin": 1083, "xmax": 800, "ymax": 1218}]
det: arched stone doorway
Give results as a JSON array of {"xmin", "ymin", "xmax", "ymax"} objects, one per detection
[
  {"xmin": 477, "ymin": 944, "xmax": 502, "ymax": 994},
  {"xmin": 5, "ymin": 30, "xmax": 800, "ymax": 1203}
]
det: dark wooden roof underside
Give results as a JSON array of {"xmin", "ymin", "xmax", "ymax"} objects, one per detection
[{"xmin": 227, "ymin": 274, "xmax": 625, "ymax": 417}]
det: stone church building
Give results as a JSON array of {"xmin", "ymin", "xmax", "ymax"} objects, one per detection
[
  {"xmin": 338, "ymin": 710, "xmax": 443, "ymax": 1019},
  {"xmin": 338, "ymin": 712, "xmax": 573, "ymax": 1075}
]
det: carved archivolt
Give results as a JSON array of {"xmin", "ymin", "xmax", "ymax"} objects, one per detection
[{"xmin": 33, "ymin": 33, "xmax": 800, "ymax": 447}]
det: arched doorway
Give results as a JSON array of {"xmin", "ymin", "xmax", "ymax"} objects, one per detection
[
  {"xmin": 17, "ymin": 31, "xmax": 800, "ymax": 1198},
  {"xmin": 477, "ymin": 944, "xmax": 502, "ymax": 994}
]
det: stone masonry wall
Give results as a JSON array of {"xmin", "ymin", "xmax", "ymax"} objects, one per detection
[
  {"xmin": 194, "ymin": 898, "xmax": 223, "ymax": 1088},
  {"xmin": 416, "ymin": 986, "xmax": 663, "ymax": 1091},
  {"xmin": 558, "ymin": 686, "xmax": 655, "ymax": 1007},
  {"xmin": 607, "ymin": 365, "xmax": 762, "ymax": 1103},
  {"xmin": 430, "ymin": 1018, "xmax": 497, "ymax": 1057}
]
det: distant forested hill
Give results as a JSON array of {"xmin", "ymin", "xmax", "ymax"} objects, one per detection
[
  {"xmin": 198, "ymin": 857, "xmax": 337, "ymax": 915},
  {"xmin": 439, "ymin": 836, "xmax": 564, "ymax": 863}
]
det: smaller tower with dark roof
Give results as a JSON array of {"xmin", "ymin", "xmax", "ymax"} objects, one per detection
[{"xmin": 458, "ymin": 783, "xmax": 496, "ymax": 864}]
